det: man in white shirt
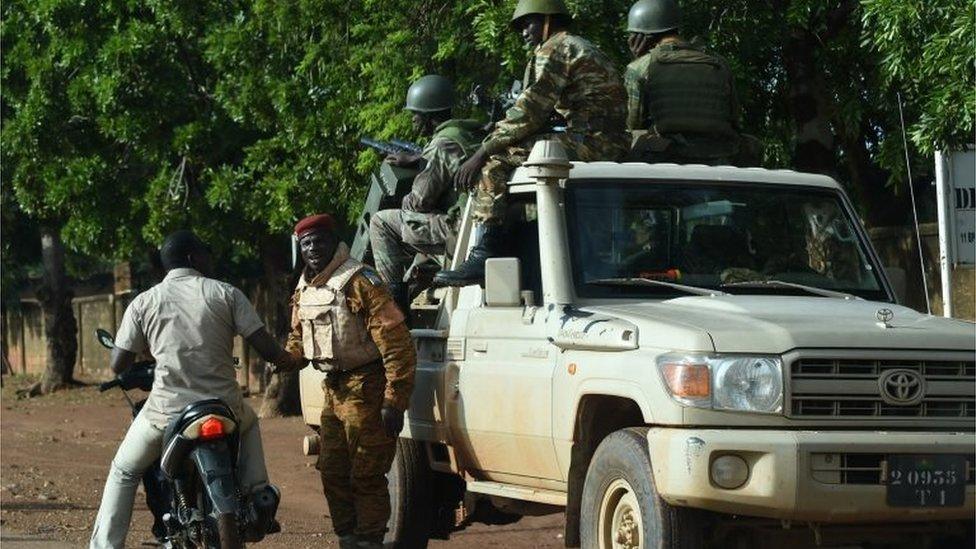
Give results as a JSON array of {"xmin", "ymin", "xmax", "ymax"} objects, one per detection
[{"xmin": 90, "ymin": 230, "xmax": 295, "ymax": 549}]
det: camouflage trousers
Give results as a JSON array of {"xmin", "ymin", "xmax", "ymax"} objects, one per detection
[
  {"xmin": 317, "ymin": 366, "xmax": 396, "ymax": 541},
  {"xmin": 472, "ymin": 131, "xmax": 629, "ymax": 224},
  {"xmin": 369, "ymin": 208, "xmax": 456, "ymax": 284}
]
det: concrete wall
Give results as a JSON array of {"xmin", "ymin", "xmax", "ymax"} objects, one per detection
[
  {"xmin": 2, "ymin": 291, "xmax": 271, "ymax": 393},
  {"xmin": 869, "ymin": 222, "xmax": 975, "ymax": 321}
]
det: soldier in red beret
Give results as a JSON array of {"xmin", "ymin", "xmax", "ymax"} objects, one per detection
[{"xmin": 276, "ymin": 214, "xmax": 416, "ymax": 549}]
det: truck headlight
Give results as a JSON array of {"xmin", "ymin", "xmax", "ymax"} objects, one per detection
[{"xmin": 657, "ymin": 354, "xmax": 783, "ymax": 414}]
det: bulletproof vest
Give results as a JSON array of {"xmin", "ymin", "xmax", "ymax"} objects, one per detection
[
  {"xmin": 643, "ymin": 43, "xmax": 735, "ymax": 137},
  {"xmin": 296, "ymin": 258, "xmax": 382, "ymax": 372}
]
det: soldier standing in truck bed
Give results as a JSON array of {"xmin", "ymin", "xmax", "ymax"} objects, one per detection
[
  {"xmin": 624, "ymin": 0, "xmax": 758, "ymax": 165},
  {"xmin": 275, "ymin": 214, "xmax": 416, "ymax": 549},
  {"xmin": 433, "ymin": 0, "xmax": 629, "ymax": 288},
  {"xmin": 369, "ymin": 75, "xmax": 484, "ymax": 315}
]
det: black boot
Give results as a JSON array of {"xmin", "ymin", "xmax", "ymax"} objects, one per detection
[{"xmin": 432, "ymin": 225, "xmax": 504, "ymax": 287}]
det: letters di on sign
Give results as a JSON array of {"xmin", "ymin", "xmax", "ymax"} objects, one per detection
[{"xmin": 948, "ymin": 150, "xmax": 975, "ymax": 265}]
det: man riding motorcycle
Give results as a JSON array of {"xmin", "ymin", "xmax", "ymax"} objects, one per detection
[{"xmin": 89, "ymin": 230, "xmax": 296, "ymax": 548}]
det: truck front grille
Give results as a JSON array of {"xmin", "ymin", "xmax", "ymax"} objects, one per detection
[
  {"xmin": 811, "ymin": 453, "xmax": 976, "ymax": 485},
  {"xmin": 788, "ymin": 357, "xmax": 975, "ymax": 419}
]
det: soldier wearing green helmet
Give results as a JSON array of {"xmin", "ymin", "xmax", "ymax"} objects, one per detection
[
  {"xmin": 624, "ymin": 0, "xmax": 756, "ymax": 165},
  {"xmin": 369, "ymin": 74, "xmax": 484, "ymax": 316},
  {"xmin": 433, "ymin": 0, "xmax": 629, "ymax": 288}
]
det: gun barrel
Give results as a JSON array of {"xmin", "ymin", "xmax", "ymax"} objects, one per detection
[
  {"xmin": 359, "ymin": 137, "xmax": 399, "ymax": 157},
  {"xmin": 390, "ymin": 139, "xmax": 422, "ymax": 155}
]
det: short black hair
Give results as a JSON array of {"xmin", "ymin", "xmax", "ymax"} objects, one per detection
[{"xmin": 160, "ymin": 230, "xmax": 204, "ymax": 271}]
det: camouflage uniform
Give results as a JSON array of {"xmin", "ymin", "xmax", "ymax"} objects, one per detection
[
  {"xmin": 473, "ymin": 31, "xmax": 629, "ymax": 224},
  {"xmin": 282, "ymin": 244, "xmax": 416, "ymax": 542},
  {"xmin": 625, "ymin": 38, "xmax": 745, "ymax": 164},
  {"xmin": 370, "ymin": 119, "xmax": 483, "ymax": 284}
]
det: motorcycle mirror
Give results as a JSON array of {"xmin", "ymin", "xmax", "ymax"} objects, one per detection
[{"xmin": 95, "ymin": 328, "xmax": 115, "ymax": 349}]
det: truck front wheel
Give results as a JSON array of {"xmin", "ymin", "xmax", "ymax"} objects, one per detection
[
  {"xmin": 581, "ymin": 427, "xmax": 709, "ymax": 549},
  {"xmin": 385, "ymin": 438, "xmax": 433, "ymax": 548}
]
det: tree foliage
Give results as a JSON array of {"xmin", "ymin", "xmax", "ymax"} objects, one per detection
[
  {"xmin": 861, "ymin": 0, "xmax": 974, "ymax": 157},
  {"xmin": 2, "ymin": 0, "xmax": 971, "ymax": 277}
]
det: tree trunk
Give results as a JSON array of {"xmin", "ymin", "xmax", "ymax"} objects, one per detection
[
  {"xmin": 783, "ymin": 28, "xmax": 837, "ymax": 176},
  {"xmin": 36, "ymin": 225, "xmax": 78, "ymax": 394},
  {"xmin": 841, "ymin": 124, "xmax": 910, "ymax": 227},
  {"xmin": 259, "ymin": 236, "xmax": 302, "ymax": 418}
]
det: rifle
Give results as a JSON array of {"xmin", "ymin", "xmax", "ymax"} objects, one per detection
[
  {"xmin": 359, "ymin": 137, "xmax": 423, "ymax": 157},
  {"xmin": 469, "ymin": 80, "xmax": 523, "ymax": 128},
  {"xmin": 469, "ymin": 79, "xmax": 565, "ymax": 133}
]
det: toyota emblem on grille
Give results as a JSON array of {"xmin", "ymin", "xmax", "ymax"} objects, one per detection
[
  {"xmin": 875, "ymin": 308, "xmax": 894, "ymax": 329},
  {"xmin": 878, "ymin": 369, "xmax": 925, "ymax": 406}
]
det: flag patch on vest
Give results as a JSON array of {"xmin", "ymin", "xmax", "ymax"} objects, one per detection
[{"xmin": 360, "ymin": 267, "xmax": 384, "ymax": 286}]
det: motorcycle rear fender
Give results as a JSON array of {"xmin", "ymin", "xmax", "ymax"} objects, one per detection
[{"xmin": 191, "ymin": 439, "xmax": 241, "ymax": 516}]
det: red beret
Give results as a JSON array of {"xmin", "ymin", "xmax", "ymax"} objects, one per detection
[{"xmin": 294, "ymin": 214, "xmax": 335, "ymax": 237}]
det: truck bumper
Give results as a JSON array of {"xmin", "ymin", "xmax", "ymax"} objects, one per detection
[{"xmin": 646, "ymin": 428, "xmax": 975, "ymax": 522}]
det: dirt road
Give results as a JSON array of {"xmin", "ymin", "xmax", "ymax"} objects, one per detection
[{"xmin": 0, "ymin": 380, "xmax": 563, "ymax": 548}]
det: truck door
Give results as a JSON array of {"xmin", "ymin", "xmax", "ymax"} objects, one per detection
[{"xmin": 447, "ymin": 200, "xmax": 563, "ymax": 484}]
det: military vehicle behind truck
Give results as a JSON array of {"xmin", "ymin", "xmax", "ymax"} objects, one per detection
[{"xmin": 303, "ymin": 141, "xmax": 975, "ymax": 548}]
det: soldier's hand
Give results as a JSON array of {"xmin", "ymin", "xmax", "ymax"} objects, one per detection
[
  {"xmin": 455, "ymin": 147, "xmax": 489, "ymax": 192},
  {"xmin": 385, "ymin": 152, "xmax": 421, "ymax": 168},
  {"xmin": 380, "ymin": 406, "xmax": 404, "ymax": 438}
]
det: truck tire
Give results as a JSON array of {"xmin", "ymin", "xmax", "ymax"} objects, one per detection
[
  {"xmin": 581, "ymin": 427, "xmax": 708, "ymax": 549},
  {"xmin": 385, "ymin": 438, "xmax": 433, "ymax": 548}
]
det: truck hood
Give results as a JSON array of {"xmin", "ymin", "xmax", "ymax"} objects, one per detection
[{"xmin": 588, "ymin": 296, "xmax": 975, "ymax": 353}]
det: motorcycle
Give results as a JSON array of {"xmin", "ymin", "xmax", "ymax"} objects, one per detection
[{"xmin": 96, "ymin": 328, "xmax": 280, "ymax": 548}]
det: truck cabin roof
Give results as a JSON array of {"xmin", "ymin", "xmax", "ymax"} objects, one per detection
[{"xmin": 507, "ymin": 162, "xmax": 842, "ymax": 192}]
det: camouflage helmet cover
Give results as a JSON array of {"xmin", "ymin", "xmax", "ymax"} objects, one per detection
[
  {"xmin": 511, "ymin": 0, "xmax": 571, "ymax": 26},
  {"xmin": 405, "ymin": 74, "xmax": 454, "ymax": 113},
  {"xmin": 627, "ymin": 0, "xmax": 682, "ymax": 34}
]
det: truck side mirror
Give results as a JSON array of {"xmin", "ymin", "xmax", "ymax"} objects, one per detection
[{"xmin": 484, "ymin": 258, "xmax": 521, "ymax": 307}]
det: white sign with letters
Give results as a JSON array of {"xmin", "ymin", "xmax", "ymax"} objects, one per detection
[{"xmin": 947, "ymin": 149, "xmax": 975, "ymax": 265}]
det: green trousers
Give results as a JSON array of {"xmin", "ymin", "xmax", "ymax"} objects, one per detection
[{"xmin": 317, "ymin": 368, "xmax": 396, "ymax": 541}]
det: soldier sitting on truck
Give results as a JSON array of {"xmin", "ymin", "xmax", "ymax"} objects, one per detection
[
  {"xmin": 624, "ymin": 0, "xmax": 759, "ymax": 166},
  {"xmin": 369, "ymin": 75, "xmax": 484, "ymax": 315},
  {"xmin": 433, "ymin": 0, "xmax": 630, "ymax": 288}
]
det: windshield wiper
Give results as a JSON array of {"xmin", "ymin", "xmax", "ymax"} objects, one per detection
[
  {"xmin": 720, "ymin": 279, "xmax": 861, "ymax": 300},
  {"xmin": 587, "ymin": 277, "xmax": 729, "ymax": 297}
]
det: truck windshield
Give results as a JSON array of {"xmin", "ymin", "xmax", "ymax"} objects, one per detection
[{"xmin": 565, "ymin": 180, "xmax": 888, "ymax": 301}]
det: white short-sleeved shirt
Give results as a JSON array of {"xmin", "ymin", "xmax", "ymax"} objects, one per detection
[{"xmin": 115, "ymin": 268, "xmax": 264, "ymax": 429}]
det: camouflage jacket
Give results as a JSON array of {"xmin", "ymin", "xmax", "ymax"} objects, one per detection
[
  {"xmin": 402, "ymin": 119, "xmax": 483, "ymax": 214},
  {"xmin": 483, "ymin": 32, "xmax": 628, "ymax": 156}
]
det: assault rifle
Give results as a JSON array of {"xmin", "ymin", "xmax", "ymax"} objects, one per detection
[
  {"xmin": 469, "ymin": 80, "xmax": 523, "ymax": 128},
  {"xmin": 469, "ymin": 79, "xmax": 566, "ymax": 133},
  {"xmin": 359, "ymin": 137, "xmax": 423, "ymax": 157}
]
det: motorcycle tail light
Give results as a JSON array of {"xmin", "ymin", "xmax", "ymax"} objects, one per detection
[{"xmin": 199, "ymin": 417, "xmax": 226, "ymax": 441}]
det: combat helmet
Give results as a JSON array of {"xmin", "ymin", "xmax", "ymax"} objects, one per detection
[
  {"xmin": 511, "ymin": 0, "xmax": 571, "ymax": 26},
  {"xmin": 405, "ymin": 75, "xmax": 454, "ymax": 113},
  {"xmin": 627, "ymin": 0, "xmax": 681, "ymax": 34}
]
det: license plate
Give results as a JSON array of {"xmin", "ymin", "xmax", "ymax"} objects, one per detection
[{"xmin": 885, "ymin": 454, "xmax": 967, "ymax": 507}]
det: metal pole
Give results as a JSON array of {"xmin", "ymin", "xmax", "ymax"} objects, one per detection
[
  {"xmin": 934, "ymin": 151, "xmax": 954, "ymax": 317},
  {"xmin": 897, "ymin": 93, "xmax": 932, "ymax": 314}
]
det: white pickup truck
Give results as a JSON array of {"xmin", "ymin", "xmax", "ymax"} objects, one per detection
[{"xmin": 301, "ymin": 141, "xmax": 975, "ymax": 549}]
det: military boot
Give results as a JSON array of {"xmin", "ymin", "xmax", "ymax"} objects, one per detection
[
  {"xmin": 432, "ymin": 224, "xmax": 505, "ymax": 287},
  {"xmin": 338, "ymin": 534, "xmax": 359, "ymax": 549},
  {"xmin": 355, "ymin": 539, "xmax": 384, "ymax": 549}
]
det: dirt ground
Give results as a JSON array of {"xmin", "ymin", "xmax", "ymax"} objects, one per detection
[{"xmin": 0, "ymin": 376, "xmax": 563, "ymax": 548}]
